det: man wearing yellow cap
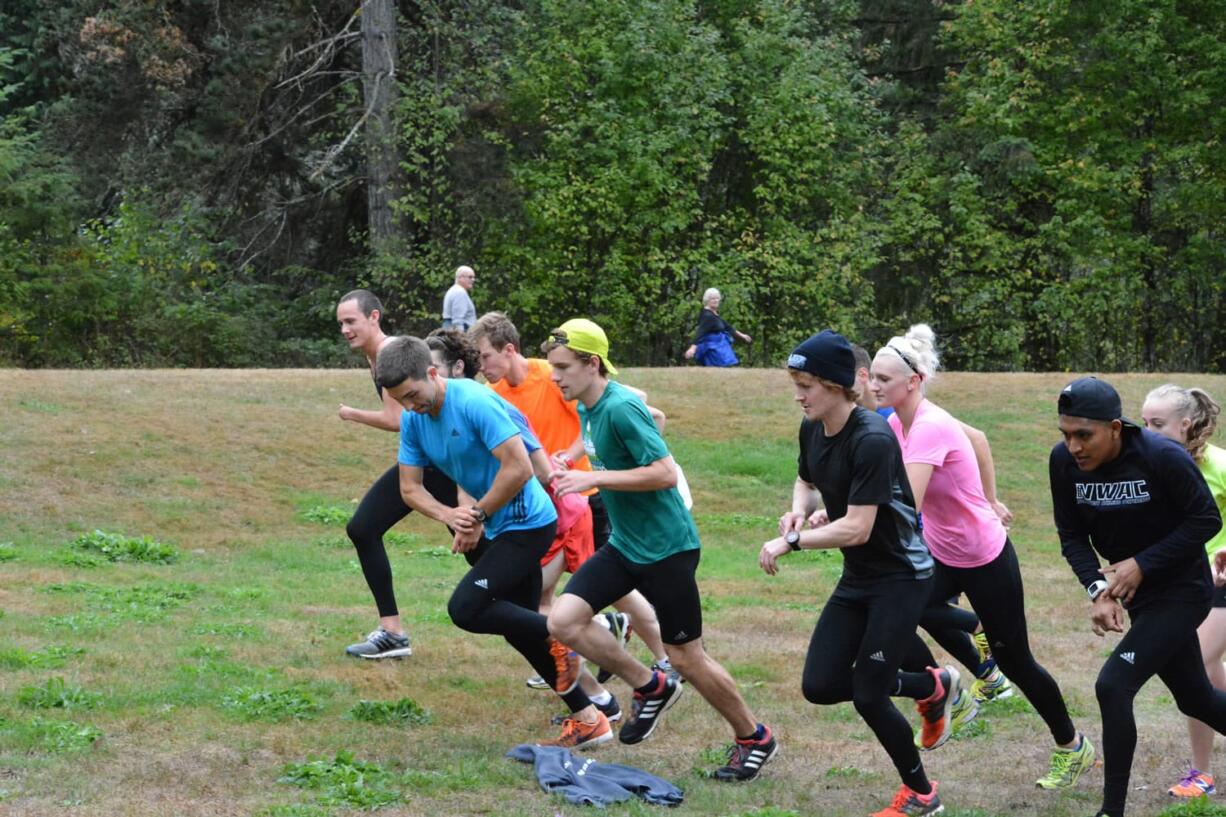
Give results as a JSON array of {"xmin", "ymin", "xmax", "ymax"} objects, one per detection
[{"xmin": 543, "ymin": 319, "xmax": 778, "ymax": 781}]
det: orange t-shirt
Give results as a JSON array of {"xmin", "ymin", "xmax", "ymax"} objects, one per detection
[{"xmin": 491, "ymin": 358, "xmax": 592, "ymax": 473}]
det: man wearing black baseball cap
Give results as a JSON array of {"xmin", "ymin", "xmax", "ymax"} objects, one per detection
[{"xmin": 1051, "ymin": 376, "xmax": 1226, "ymax": 817}]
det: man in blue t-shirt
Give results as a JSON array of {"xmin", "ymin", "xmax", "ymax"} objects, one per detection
[{"xmin": 374, "ymin": 336, "xmax": 614, "ymax": 748}]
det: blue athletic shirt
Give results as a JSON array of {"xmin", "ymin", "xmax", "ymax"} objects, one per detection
[{"xmin": 398, "ymin": 378, "xmax": 556, "ymax": 538}]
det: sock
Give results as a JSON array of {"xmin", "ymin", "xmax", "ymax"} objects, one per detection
[
  {"xmin": 655, "ymin": 657, "xmax": 672, "ymax": 670},
  {"xmin": 590, "ymin": 690, "xmax": 612, "ymax": 706},
  {"xmin": 737, "ymin": 723, "xmax": 766, "ymax": 743},
  {"xmin": 635, "ymin": 671, "xmax": 663, "ymax": 696}
]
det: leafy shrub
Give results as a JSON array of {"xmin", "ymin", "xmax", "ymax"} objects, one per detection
[
  {"xmin": 347, "ymin": 697, "xmax": 431, "ymax": 726},
  {"xmin": 17, "ymin": 677, "xmax": 101, "ymax": 710},
  {"xmin": 221, "ymin": 686, "xmax": 322, "ymax": 721},
  {"xmin": 70, "ymin": 529, "xmax": 177, "ymax": 564}
]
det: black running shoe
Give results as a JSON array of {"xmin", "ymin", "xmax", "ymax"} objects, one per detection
[
  {"xmin": 595, "ymin": 612, "xmax": 632, "ymax": 684},
  {"xmin": 345, "ymin": 628, "xmax": 412, "ymax": 659},
  {"xmin": 711, "ymin": 726, "xmax": 778, "ymax": 782},
  {"xmin": 618, "ymin": 674, "xmax": 682, "ymax": 745}
]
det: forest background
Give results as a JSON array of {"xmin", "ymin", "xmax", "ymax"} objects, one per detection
[{"xmin": 1, "ymin": 0, "xmax": 1223, "ymax": 372}]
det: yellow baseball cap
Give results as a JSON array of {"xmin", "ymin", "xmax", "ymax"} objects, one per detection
[{"xmin": 549, "ymin": 319, "xmax": 619, "ymax": 376}]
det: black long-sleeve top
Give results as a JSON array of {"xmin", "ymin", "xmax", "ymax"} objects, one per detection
[
  {"xmin": 692, "ymin": 308, "xmax": 738, "ymax": 344},
  {"xmin": 1050, "ymin": 427, "xmax": 1222, "ymax": 611}
]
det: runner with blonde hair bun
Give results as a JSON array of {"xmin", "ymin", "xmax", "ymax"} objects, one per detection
[{"xmin": 872, "ymin": 324, "xmax": 1094, "ymax": 791}]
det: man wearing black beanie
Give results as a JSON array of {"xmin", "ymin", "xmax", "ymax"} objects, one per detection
[{"xmin": 759, "ymin": 329, "xmax": 964, "ymax": 817}]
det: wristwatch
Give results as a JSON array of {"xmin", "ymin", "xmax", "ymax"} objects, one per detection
[
  {"xmin": 471, "ymin": 505, "xmax": 488, "ymax": 524},
  {"xmin": 1087, "ymin": 579, "xmax": 1109, "ymax": 602},
  {"xmin": 785, "ymin": 531, "xmax": 801, "ymax": 552}
]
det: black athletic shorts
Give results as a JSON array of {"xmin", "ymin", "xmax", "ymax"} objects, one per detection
[
  {"xmin": 1213, "ymin": 582, "xmax": 1226, "ymax": 609},
  {"xmin": 562, "ymin": 545, "xmax": 702, "ymax": 645}
]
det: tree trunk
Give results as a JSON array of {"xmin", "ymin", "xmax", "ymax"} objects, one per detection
[{"xmin": 362, "ymin": 0, "xmax": 400, "ymax": 251}]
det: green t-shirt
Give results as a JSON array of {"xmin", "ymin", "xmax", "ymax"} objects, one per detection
[
  {"xmin": 1201, "ymin": 443, "xmax": 1226, "ymax": 555},
  {"xmin": 579, "ymin": 381, "xmax": 700, "ymax": 564}
]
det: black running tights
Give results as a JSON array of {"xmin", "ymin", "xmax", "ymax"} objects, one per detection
[
  {"xmin": 449, "ymin": 522, "xmax": 591, "ymax": 713},
  {"xmin": 1097, "ymin": 599, "xmax": 1226, "ymax": 817},
  {"xmin": 346, "ymin": 464, "xmax": 457, "ymax": 617},
  {"xmin": 905, "ymin": 540, "xmax": 1076, "ymax": 746},
  {"xmin": 802, "ymin": 575, "xmax": 936, "ymax": 794}
]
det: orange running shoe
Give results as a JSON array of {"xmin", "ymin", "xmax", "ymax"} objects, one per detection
[
  {"xmin": 548, "ymin": 637, "xmax": 581, "ymax": 694},
  {"xmin": 1168, "ymin": 767, "xmax": 1215, "ymax": 797},
  {"xmin": 916, "ymin": 665, "xmax": 961, "ymax": 751},
  {"xmin": 871, "ymin": 781, "xmax": 943, "ymax": 816},
  {"xmin": 537, "ymin": 712, "xmax": 613, "ymax": 750}
]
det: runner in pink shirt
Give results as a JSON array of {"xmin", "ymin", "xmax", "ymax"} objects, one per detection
[{"xmin": 871, "ymin": 324, "xmax": 1094, "ymax": 792}]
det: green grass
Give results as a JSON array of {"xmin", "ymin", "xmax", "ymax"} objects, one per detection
[
  {"xmin": 0, "ymin": 645, "xmax": 85, "ymax": 670},
  {"xmin": 17, "ymin": 677, "xmax": 101, "ymax": 710},
  {"xmin": 0, "ymin": 716, "xmax": 103, "ymax": 754},
  {"xmin": 1, "ymin": 367, "xmax": 1224, "ymax": 816}
]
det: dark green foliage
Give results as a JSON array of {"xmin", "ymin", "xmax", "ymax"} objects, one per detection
[{"xmin": 4, "ymin": 0, "xmax": 1225, "ymax": 369}]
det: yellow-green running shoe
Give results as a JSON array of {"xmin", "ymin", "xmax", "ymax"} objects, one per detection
[
  {"xmin": 1036, "ymin": 734, "xmax": 1096, "ymax": 789},
  {"xmin": 973, "ymin": 631, "xmax": 991, "ymax": 664},
  {"xmin": 972, "ymin": 666, "xmax": 1015, "ymax": 703}
]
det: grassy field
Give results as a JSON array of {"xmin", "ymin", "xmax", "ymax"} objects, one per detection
[{"xmin": 2, "ymin": 367, "xmax": 1226, "ymax": 817}]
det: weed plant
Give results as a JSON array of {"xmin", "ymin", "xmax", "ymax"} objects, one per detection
[
  {"xmin": 69, "ymin": 529, "xmax": 177, "ymax": 564},
  {"xmin": 301, "ymin": 505, "xmax": 353, "ymax": 526},
  {"xmin": 279, "ymin": 751, "xmax": 401, "ymax": 810},
  {"xmin": 346, "ymin": 697, "xmax": 431, "ymax": 726},
  {"xmin": 0, "ymin": 716, "xmax": 103, "ymax": 753},
  {"xmin": 17, "ymin": 677, "xmax": 101, "ymax": 710},
  {"xmin": 221, "ymin": 687, "xmax": 323, "ymax": 721}
]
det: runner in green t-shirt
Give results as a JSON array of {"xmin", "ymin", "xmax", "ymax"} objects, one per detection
[{"xmin": 542, "ymin": 319, "xmax": 778, "ymax": 782}]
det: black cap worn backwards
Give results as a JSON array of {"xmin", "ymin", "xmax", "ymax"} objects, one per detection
[
  {"xmin": 787, "ymin": 329, "xmax": 856, "ymax": 388},
  {"xmin": 1057, "ymin": 377, "xmax": 1140, "ymax": 428}
]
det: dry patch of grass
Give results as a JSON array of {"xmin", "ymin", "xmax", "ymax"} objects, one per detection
[{"xmin": 1, "ymin": 368, "xmax": 1224, "ymax": 817}]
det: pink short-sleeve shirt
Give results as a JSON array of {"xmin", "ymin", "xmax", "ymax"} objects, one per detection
[{"xmin": 888, "ymin": 400, "xmax": 1006, "ymax": 567}]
